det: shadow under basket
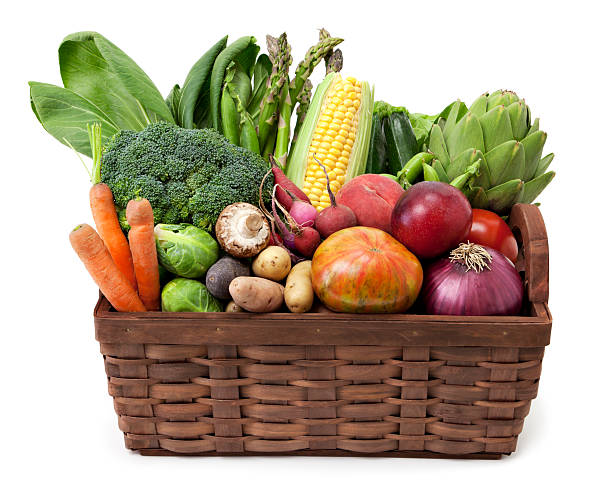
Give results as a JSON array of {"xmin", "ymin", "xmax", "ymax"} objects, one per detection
[{"xmin": 95, "ymin": 204, "xmax": 552, "ymax": 459}]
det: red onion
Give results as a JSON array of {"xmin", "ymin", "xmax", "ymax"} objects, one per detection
[{"xmin": 422, "ymin": 243, "xmax": 523, "ymax": 316}]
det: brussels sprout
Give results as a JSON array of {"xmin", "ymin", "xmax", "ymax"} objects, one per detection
[
  {"xmin": 161, "ymin": 278, "xmax": 223, "ymax": 312},
  {"xmin": 155, "ymin": 223, "xmax": 219, "ymax": 278}
]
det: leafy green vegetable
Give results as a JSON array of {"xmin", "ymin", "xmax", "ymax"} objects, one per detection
[
  {"xmin": 248, "ymin": 54, "xmax": 272, "ymax": 119},
  {"xmin": 59, "ymin": 32, "xmax": 173, "ymax": 126},
  {"xmin": 210, "ymin": 36, "xmax": 259, "ymax": 132},
  {"xmin": 161, "ymin": 278, "xmax": 222, "ymax": 312},
  {"xmin": 165, "ymin": 84, "xmax": 182, "ymax": 124},
  {"xmin": 101, "ymin": 122, "xmax": 273, "ymax": 231},
  {"xmin": 29, "ymin": 82, "xmax": 120, "ymax": 156},
  {"xmin": 155, "ymin": 224, "xmax": 219, "ymax": 278},
  {"xmin": 177, "ymin": 36, "xmax": 228, "ymax": 129},
  {"xmin": 30, "ymin": 31, "xmax": 174, "ymax": 156}
]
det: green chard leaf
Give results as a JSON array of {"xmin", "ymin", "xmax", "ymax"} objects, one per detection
[
  {"xmin": 59, "ymin": 32, "xmax": 174, "ymax": 128},
  {"xmin": 29, "ymin": 82, "xmax": 119, "ymax": 156},
  {"xmin": 178, "ymin": 35, "xmax": 228, "ymax": 128}
]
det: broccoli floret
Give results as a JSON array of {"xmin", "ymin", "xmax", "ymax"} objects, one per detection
[{"xmin": 101, "ymin": 122, "xmax": 272, "ymax": 230}]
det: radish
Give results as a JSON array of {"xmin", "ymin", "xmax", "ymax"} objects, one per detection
[
  {"xmin": 313, "ymin": 158, "xmax": 357, "ymax": 238},
  {"xmin": 289, "ymin": 195, "xmax": 317, "ymax": 227},
  {"xmin": 270, "ymin": 156, "xmax": 311, "ymax": 210},
  {"xmin": 294, "ymin": 226, "xmax": 321, "ymax": 258}
]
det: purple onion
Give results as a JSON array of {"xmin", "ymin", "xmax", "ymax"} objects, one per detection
[{"xmin": 422, "ymin": 243, "xmax": 523, "ymax": 316}]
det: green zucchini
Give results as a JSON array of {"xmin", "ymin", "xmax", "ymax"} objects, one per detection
[
  {"xmin": 383, "ymin": 109, "xmax": 419, "ymax": 175},
  {"xmin": 365, "ymin": 110, "xmax": 387, "ymax": 174}
]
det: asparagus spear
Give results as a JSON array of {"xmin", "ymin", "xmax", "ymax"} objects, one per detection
[
  {"xmin": 289, "ymin": 31, "xmax": 343, "ymax": 108},
  {"xmin": 257, "ymin": 33, "xmax": 291, "ymax": 150},
  {"xmin": 319, "ymin": 28, "xmax": 343, "ymax": 75},
  {"xmin": 291, "ymin": 79, "xmax": 313, "ymax": 147},
  {"xmin": 273, "ymin": 81, "xmax": 292, "ymax": 168}
]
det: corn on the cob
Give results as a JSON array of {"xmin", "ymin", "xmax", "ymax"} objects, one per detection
[{"xmin": 286, "ymin": 73, "xmax": 374, "ymax": 211}]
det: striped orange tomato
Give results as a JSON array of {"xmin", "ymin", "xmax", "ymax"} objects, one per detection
[{"xmin": 311, "ymin": 226, "xmax": 423, "ymax": 313}]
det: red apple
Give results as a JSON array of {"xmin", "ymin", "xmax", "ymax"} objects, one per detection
[{"xmin": 390, "ymin": 182, "xmax": 472, "ymax": 258}]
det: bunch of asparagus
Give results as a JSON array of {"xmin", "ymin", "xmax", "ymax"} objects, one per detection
[{"xmin": 219, "ymin": 29, "xmax": 343, "ymax": 167}]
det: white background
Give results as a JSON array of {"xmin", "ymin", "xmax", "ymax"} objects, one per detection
[{"xmin": 2, "ymin": 0, "xmax": 610, "ymax": 493}]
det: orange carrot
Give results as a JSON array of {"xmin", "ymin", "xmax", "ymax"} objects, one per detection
[
  {"xmin": 126, "ymin": 198, "xmax": 160, "ymax": 311},
  {"xmin": 90, "ymin": 183, "xmax": 137, "ymax": 289},
  {"xmin": 70, "ymin": 224, "xmax": 146, "ymax": 312}
]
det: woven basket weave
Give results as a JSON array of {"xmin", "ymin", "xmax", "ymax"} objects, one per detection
[{"xmin": 95, "ymin": 204, "xmax": 551, "ymax": 459}]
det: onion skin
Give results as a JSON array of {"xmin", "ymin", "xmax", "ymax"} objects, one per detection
[{"xmin": 422, "ymin": 246, "xmax": 523, "ymax": 316}]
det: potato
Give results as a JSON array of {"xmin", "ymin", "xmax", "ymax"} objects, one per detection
[
  {"xmin": 225, "ymin": 301, "xmax": 244, "ymax": 312},
  {"xmin": 251, "ymin": 246, "xmax": 291, "ymax": 281},
  {"xmin": 229, "ymin": 276, "xmax": 284, "ymax": 313},
  {"xmin": 284, "ymin": 261, "xmax": 314, "ymax": 313}
]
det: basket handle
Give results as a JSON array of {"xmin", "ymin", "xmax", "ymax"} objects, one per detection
[{"xmin": 508, "ymin": 203, "xmax": 549, "ymax": 303}]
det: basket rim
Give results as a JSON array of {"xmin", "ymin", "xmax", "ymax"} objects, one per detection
[{"xmin": 95, "ymin": 295, "xmax": 551, "ymax": 347}]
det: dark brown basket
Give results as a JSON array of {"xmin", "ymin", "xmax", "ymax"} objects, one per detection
[{"xmin": 95, "ymin": 204, "xmax": 551, "ymax": 459}]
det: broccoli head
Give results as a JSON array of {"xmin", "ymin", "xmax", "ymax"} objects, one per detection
[{"xmin": 101, "ymin": 122, "xmax": 273, "ymax": 230}]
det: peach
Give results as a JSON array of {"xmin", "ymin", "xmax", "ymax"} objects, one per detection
[{"xmin": 335, "ymin": 175, "xmax": 404, "ymax": 233}]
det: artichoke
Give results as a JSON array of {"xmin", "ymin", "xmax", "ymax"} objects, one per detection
[{"xmin": 425, "ymin": 90, "xmax": 555, "ymax": 214}]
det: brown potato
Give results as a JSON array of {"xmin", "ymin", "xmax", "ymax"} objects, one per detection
[
  {"xmin": 229, "ymin": 276, "xmax": 284, "ymax": 313},
  {"xmin": 284, "ymin": 261, "xmax": 313, "ymax": 313},
  {"xmin": 251, "ymin": 246, "xmax": 291, "ymax": 281}
]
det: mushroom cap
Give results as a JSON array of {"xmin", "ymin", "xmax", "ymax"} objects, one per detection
[{"xmin": 215, "ymin": 203, "xmax": 270, "ymax": 258}]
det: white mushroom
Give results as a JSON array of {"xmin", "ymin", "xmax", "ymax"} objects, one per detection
[{"xmin": 215, "ymin": 203, "xmax": 270, "ymax": 258}]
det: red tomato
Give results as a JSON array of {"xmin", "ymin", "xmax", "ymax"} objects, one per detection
[{"xmin": 465, "ymin": 209, "xmax": 518, "ymax": 262}]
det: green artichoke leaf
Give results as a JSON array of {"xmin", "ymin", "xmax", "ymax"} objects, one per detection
[
  {"xmin": 521, "ymin": 130, "xmax": 547, "ymax": 181},
  {"xmin": 535, "ymin": 152, "xmax": 554, "ymax": 177},
  {"xmin": 470, "ymin": 154, "xmax": 491, "ymax": 190},
  {"xmin": 431, "ymin": 158, "xmax": 450, "ymax": 183},
  {"xmin": 446, "ymin": 112, "xmax": 485, "ymax": 159},
  {"xmin": 468, "ymin": 93, "xmax": 488, "ymax": 117},
  {"xmin": 486, "ymin": 90, "xmax": 520, "ymax": 109},
  {"xmin": 427, "ymin": 124, "xmax": 450, "ymax": 169},
  {"xmin": 468, "ymin": 185, "xmax": 489, "ymax": 209},
  {"xmin": 507, "ymin": 100, "xmax": 529, "ymax": 140},
  {"xmin": 527, "ymin": 117, "xmax": 540, "ymax": 136},
  {"xmin": 447, "ymin": 148, "xmax": 480, "ymax": 181},
  {"xmin": 479, "ymin": 106, "xmax": 514, "ymax": 151},
  {"xmin": 441, "ymin": 100, "xmax": 468, "ymax": 139},
  {"xmin": 486, "ymin": 179, "xmax": 523, "ymax": 213},
  {"xmin": 519, "ymin": 170, "xmax": 555, "ymax": 204},
  {"xmin": 485, "ymin": 140, "xmax": 525, "ymax": 186}
]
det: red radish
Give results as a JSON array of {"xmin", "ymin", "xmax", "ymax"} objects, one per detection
[
  {"xmin": 289, "ymin": 197, "xmax": 317, "ymax": 227},
  {"xmin": 314, "ymin": 158, "xmax": 357, "ymax": 238},
  {"xmin": 270, "ymin": 156, "xmax": 311, "ymax": 210},
  {"xmin": 294, "ymin": 226, "xmax": 321, "ymax": 258},
  {"xmin": 391, "ymin": 182, "xmax": 472, "ymax": 259}
]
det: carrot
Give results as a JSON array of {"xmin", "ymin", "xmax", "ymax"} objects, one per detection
[
  {"xmin": 70, "ymin": 224, "xmax": 146, "ymax": 312},
  {"xmin": 90, "ymin": 183, "xmax": 137, "ymax": 289},
  {"xmin": 126, "ymin": 198, "xmax": 160, "ymax": 311}
]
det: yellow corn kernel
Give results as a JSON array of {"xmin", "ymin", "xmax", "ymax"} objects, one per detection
[
  {"xmin": 330, "ymin": 180, "xmax": 342, "ymax": 191},
  {"xmin": 327, "ymin": 170, "xmax": 337, "ymax": 181},
  {"xmin": 338, "ymin": 156, "xmax": 349, "ymax": 166},
  {"xmin": 329, "ymin": 122, "xmax": 341, "ymax": 132}
]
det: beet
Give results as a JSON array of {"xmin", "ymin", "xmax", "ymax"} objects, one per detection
[
  {"xmin": 294, "ymin": 226, "xmax": 321, "ymax": 257},
  {"xmin": 313, "ymin": 157, "xmax": 358, "ymax": 238}
]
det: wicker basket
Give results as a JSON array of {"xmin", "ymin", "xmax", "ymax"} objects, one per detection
[{"xmin": 94, "ymin": 203, "xmax": 551, "ymax": 459}]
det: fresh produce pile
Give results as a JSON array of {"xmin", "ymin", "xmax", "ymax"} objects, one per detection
[{"xmin": 31, "ymin": 30, "xmax": 556, "ymax": 317}]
